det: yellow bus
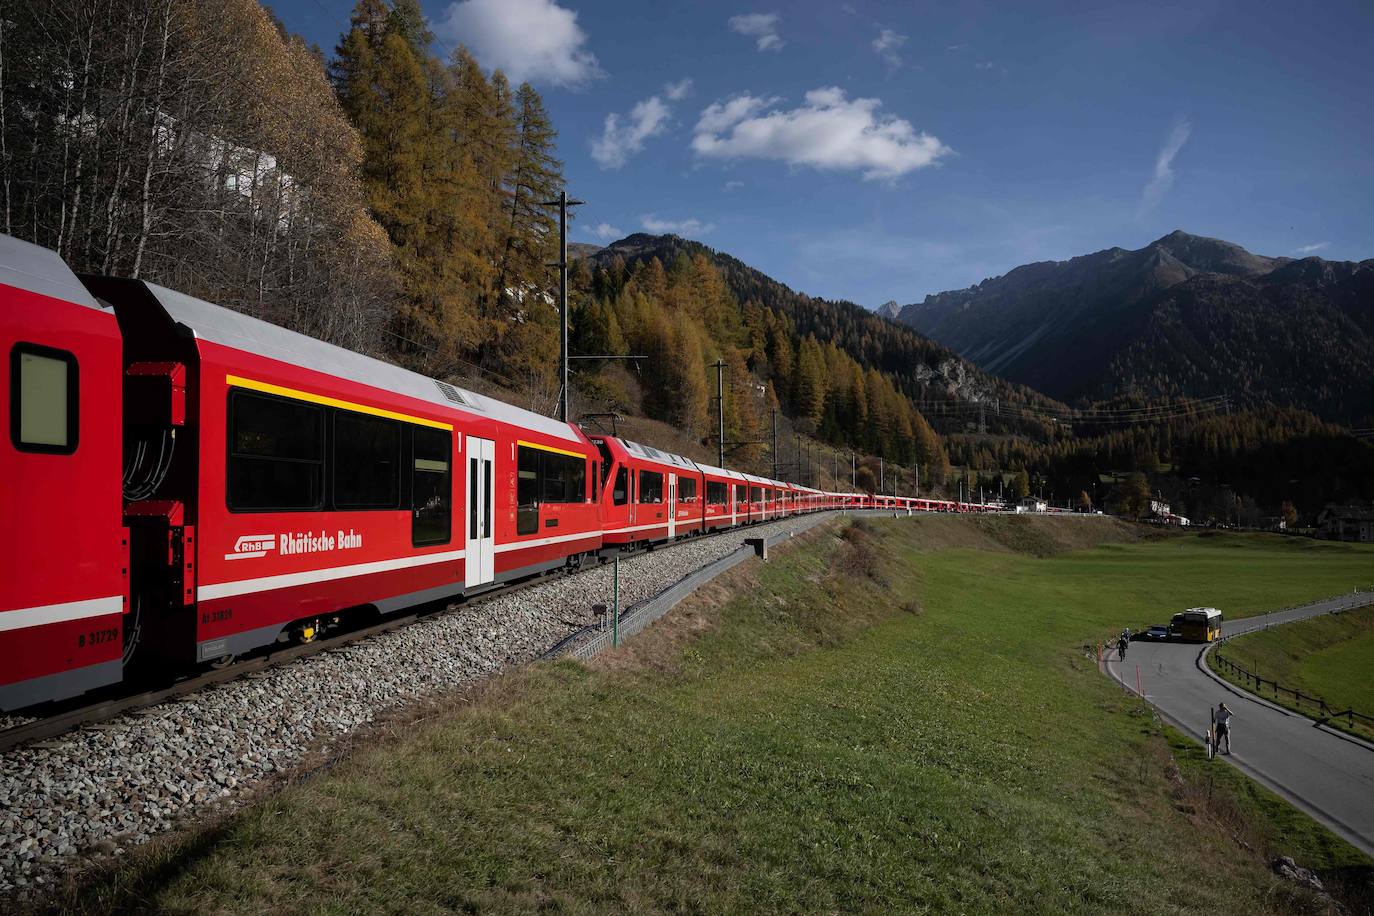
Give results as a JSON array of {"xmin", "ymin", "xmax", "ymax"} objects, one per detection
[{"xmin": 1170, "ymin": 607, "xmax": 1223, "ymax": 642}]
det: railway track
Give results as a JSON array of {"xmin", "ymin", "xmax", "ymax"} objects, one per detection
[{"xmin": 0, "ymin": 516, "xmax": 811, "ymax": 755}]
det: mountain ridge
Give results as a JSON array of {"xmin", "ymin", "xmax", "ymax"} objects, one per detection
[{"xmin": 891, "ymin": 231, "xmax": 1373, "ymax": 422}]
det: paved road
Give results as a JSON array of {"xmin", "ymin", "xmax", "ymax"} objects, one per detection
[{"xmin": 1103, "ymin": 593, "xmax": 1374, "ymax": 857}]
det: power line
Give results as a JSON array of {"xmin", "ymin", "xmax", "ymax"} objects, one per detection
[{"xmin": 911, "ymin": 395, "xmax": 1233, "ymax": 427}]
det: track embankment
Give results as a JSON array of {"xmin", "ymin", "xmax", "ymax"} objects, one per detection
[
  {"xmin": 0, "ymin": 513, "xmax": 827, "ymax": 897},
  {"xmin": 34, "ymin": 517, "xmax": 1373, "ymax": 914}
]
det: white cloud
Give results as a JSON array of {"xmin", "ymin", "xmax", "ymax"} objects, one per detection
[
  {"xmin": 590, "ymin": 78, "xmax": 693, "ymax": 169},
  {"xmin": 1140, "ymin": 119, "xmax": 1192, "ymax": 214},
  {"xmin": 664, "ymin": 78, "xmax": 694, "ymax": 101},
  {"xmin": 642, "ymin": 215, "xmax": 715, "ymax": 236},
  {"xmin": 946, "ymin": 43, "xmax": 968, "ymax": 51},
  {"xmin": 1295, "ymin": 241, "xmax": 1329, "ymax": 254},
  {"xmin": 436, "ymin": 0, "xmax": 602, "ymax": 87},
  {"xmin": 692, "ymin": 87, "xmax": 952, "ymax": 181},
  {"xmin": 591, "ymin": 97, "xmax": 670, "ymax": 169},
  {"xmin": 975, "ymin": 61, "xmax": 995, "ymax": 70},
  {"xmin": 584, "ymin": 222, "xmax": 623, "ymax": 241},
  {"xmin": 723, "ymin": 180, "xmax": 745, "ymax": 191},
  {"xmin": 695, "ymin": 94, "xmax": 779, "ymax": 135},
  {"xmin": 729, "ymin": 12, "xmax": 784, "ymax": 51},
  {"xmin": 840, "ymin": 3, "xmax": 857, "ymax": 13},
  {"xmin": 873, "ymin": 28, "xmax": 908, "ymax": 70}
]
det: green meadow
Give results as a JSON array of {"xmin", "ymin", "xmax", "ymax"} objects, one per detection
[
  {"xmin": 57, "ymin": 517, "xmax": 1374, "ymax": 915},
  {"xmin": 1211, "ymin": 603, "xmax": 1374, "ymax": 740}
]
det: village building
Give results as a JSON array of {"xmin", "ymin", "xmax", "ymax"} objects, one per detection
[{"xmin": 1318, "ymin": 506, "xmax": 1374, "ymax": 542}]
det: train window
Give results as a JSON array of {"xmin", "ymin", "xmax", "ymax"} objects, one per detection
[
  {"xmin": 592, "ymin": 462, "xmax": 600, "ymax": 502},
  {"xmin": 706, "ymin": 480, "xmax": 727, "ymax": 505},
  {"xmin": 749, "ymin": 487, "xmax": 760, "ymax": 505},
  {"xmin": 612, "ymin": 467, "xmax": 628, "ymax": 505},
  {"xmin": 540, "ymin": 451, "xmax": 586, "ymax": 504},
  {"xmin": 333, "ymin": 412, "xmax": 400, "ymax": 509},
  {"xmin": 412, "ymin": 427, "xmax": 451, "ymax": 545},
  {"xmin": 228, "ymin": 391, "xmax": 323, "ymax": 511},
  {"xmin": 679, "ymin": 478, "xmax": 697, "ymax": 503},
  {"xmin": 565, "ymin": 454, "xmax": 586, "ymax": 503},
  {"xmin": 517, "ymin": 446, "xmax": 540, "ymax": 535},
  {"xmin": 10, "ymin": 343, "xmax": 78, "ymax": 454},
  {"xmin": 639, "ymin": 470, "xmax": 663, "ymax": 504}
]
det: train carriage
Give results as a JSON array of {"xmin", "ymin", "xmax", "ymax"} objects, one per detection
[
  {"xmin": 81, "ymin": 277, "xmax": 603, "ymax": 670},
  {"xmin": 592, "ymin": 436, "xmax": 698, "ymax": 548},
  {"xmin": 740, "ymin": 473, "xmax": 771, "ymax": 523},
  {"xmin": 696, "ymin": 462, "xmax": 747, "ymax": 531},
  {"xmin": 1, "ymin": 237, "xmax": 127, "ymax": 710}
]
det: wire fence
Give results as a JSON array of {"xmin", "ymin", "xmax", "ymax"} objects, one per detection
[
  {"xmin": 544, "ymin": 509, "xmax": 908, "ymax": 663},
  {"xmin": 1210, "ymin": 649, "xmax": 1374, "ymax": 731}
]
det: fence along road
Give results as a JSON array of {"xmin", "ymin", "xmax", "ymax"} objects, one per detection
[{"xmin": 1104, "ymin": 592, "xmax": 1374, "ymax": 857}]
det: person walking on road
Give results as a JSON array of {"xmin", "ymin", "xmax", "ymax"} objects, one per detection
[{"xmin": 1215, "ymin": 702, "xmax": 1234, "ymax": 754}]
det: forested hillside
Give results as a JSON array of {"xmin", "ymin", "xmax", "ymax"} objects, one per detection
[
  {"xmin": 946, "ymin": 408, "xmax": 1374, "ymax": 524},
  {"xmin": 1, "ymin": 0, "xmax": 396, "ymax": 351},
  {"xmin": 585, "ymin": 234, "xmax": 1068, "ymax": 435},
  {"xmin": 330, "ymin": 0, "xmax": 565, "ymax": 393},
  {"xmin": 1105, "ymin": 260, "xmax": 1374, "ymax": 424},
  {"xmin": 2, "ymin": 0, "xmax": 569, "ymax": 393},
  {"xmin": 568, "ymin": 249, "xmax": 952, "ymax": 483}
]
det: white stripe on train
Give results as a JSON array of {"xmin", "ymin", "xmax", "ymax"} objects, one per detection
[{"xmin": 0, "ymin": 595, "xmax": 124, "ymax": 632}]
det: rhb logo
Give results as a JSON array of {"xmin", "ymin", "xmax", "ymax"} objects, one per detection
[{"xmin": 226, "ymin": 534, "xmax": 275, "ymax": 561}]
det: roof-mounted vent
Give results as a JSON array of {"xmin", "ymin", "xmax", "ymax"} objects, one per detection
[{"xmin": 434, "ymin": 380, "xmax": 475, "ymax": 409}]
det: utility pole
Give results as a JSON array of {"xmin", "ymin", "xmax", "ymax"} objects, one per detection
[
  {"xmin": 771, "ymin": 409, "xmax": 778, "ymax": 479},
  {"xmin": 914, "ymin": 461, "xmax": 920, "ymax": 495},
  {"xmin": 715, "ymin": 359, "xmax": 725, "ymax": 468},
  {"xmin": 879, "ymin": 457, "xmax": 884, "ymax": 493},
  {"xmin": 541, "ymin": 189, "xmax": 584, "ymax": 423},
  {"xmin": 851, "ymin": 451, "xmax": 856, "ymax": 488}
]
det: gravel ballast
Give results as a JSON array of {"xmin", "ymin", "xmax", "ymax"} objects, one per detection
[{"xmin": 0, "ymin": 513, "xmax": 837, "ymax": 894}]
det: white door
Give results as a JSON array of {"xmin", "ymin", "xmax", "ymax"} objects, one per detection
[
  {"xmin": 730, "ymin": 484, "xmax": 738, "ymax": 526},
  {"xmin": 465, "ymin": 437, "xmax": 495, "ymax": 588},
  {"xmin": 668, "ymin": 473, "xmax": 677, "ymax": 538}
]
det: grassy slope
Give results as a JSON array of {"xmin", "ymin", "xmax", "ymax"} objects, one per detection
[
  {"xmin": 1209, "ymin": 605, "xmax": 1374, "ymax": 739},
  {"xmin": 55, "ymin": 519, "xmax": 1374, "ymax": 915}
]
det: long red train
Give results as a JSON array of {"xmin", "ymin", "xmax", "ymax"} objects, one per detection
[{"xmin": 1, "ymin": 233, "xmax": 1007, "ymax": 712}]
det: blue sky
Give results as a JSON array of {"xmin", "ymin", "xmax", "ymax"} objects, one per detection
[{"xmin": 272, "ymin": 0, "xmax": 1374, "ymax": 308}]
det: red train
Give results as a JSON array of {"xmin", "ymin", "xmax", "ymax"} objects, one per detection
[{"xmin": 1, "ymin": 233, "xmax": 1002, "ymax": 711}]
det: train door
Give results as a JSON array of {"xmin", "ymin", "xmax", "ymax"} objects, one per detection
[
  {"xmin": 465, "ymin": 437, "xmax": 495, "ymax": 588},
  {"xmin": 667, "ymin": 473, "xmax": 677, "ymax": 538},
  {"xmin": 730, "ymin": 484, "xmax": 738, "ymax": 526}
]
